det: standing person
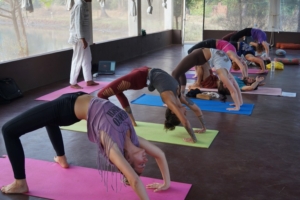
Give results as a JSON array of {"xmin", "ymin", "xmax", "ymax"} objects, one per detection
[
  {"xmin": 68, "ymin": 0, "xmax": 98, "ymax": 89},
  {"xmin": 97, "ymin": 66, "xmax": 206, "ymax": 143},
  {"xmin": 1, "ymin": 92, "xmax": 170, "ymax": 199},
  {"xmin": 172, "ymin": 48, "xmax": 243, "ymax": 111},
  {"xmin": 187, "ymin": 39, "xmax": 248, "ymax": 78},
  {"xmin": 229, "ymin": 27, "xmax": 270, "ymax": 59}
]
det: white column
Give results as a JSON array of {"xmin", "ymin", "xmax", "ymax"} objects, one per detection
[
  {"xmin": 164, "ymin": 0, "xmax": 173, "ymax": 30},
  {"xmin": 88, "ymin": 2, "xmax": 93, "ymax": 44},
  {"xmin": 268, "ymin": 0, "xmax": 281, "ymax": 32},
  {"xmin": 128, "ymin": 0, "xmax": 141, "ymax": 36}
]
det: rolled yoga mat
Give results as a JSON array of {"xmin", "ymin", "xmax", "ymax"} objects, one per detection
[
  {"xmin": 131, "ymin": 94, "xmax": 254, "ymax": 115},
  {"xmin": 0, "ymin": 156, "xmax": 191, "ymax": 200},
  {"xmin": 61, "ymin": 121, "xmax": 219, "ymax": 148}
]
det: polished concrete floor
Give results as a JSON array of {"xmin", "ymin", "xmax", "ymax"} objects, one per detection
[{"xmin": 1, "ymin": 45, "xmax": 300, "ymax": 200}]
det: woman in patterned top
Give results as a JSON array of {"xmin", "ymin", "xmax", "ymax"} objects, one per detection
[{"xmin": 1, "ymin": 92, "xmax": 170, "ymax": 199}]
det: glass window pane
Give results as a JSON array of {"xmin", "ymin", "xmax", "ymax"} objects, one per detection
[
  {"xmin": 92, "ymin": 0, "xmax": 129, "ymax": 43},
  {"xmin": 141, "ymin": 0, "xmax": 165, "ymax": 34},
  {"xmin": 280, "ymin": 0, "xmax": 300, "ymax": 32},
  {"xmin": 204, "ymin": 1, "xmax": 270, "ymax": 31},
  {"xmin": 173, "ymin": 0, "xmax": 183, "ymax": 30},
  {"xmin": 185, "ymin": 0, "xmax": 204, "ymax": 42},
  {"xmin": 0, "ymin": 0, "xmax": 70, "ymax": 63}
]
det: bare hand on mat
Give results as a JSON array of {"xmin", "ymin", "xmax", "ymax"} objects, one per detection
[
  {"xmin": 183, "ymin": 138, "xmax": 196, "ymax": 143},
  {"xmin": 194, "ymin": 128, "xmax": 206, "ymax": 133},
  {"xmin": 146, "ymin": 182, "xmax": 170, "ymax": 192}
]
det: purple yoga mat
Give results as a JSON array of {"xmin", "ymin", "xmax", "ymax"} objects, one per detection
[
  {"xmin": 0, "ymin": 156, "xmax": 191, "ymax": 200},
  {"xmin": 231, "ymin": 68, "xmax": 269, "ymax": 74},
  {"xmin": 35, "ymin": 81, "xmax": 109, "ymax": 101},
  {"xmin": 185, "ymin": 73, "xmax": 197, "ymax": 79}
]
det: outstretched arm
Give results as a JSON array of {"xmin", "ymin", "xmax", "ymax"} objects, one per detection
[
  {"xmin": 241, "ymin": 76, "xmax": 264, "ymax": 91},
  {"xmin": 138, "ymin": 137, "xmax": 171, "ymax": 192},
  {"xmin": 217, "ymin": 69, "xmax": 242, "ymax": 111},
  {"xmin": 229, "ymin": 52, "xmax": 248, "ymax": 78},
  {"xmin": 179, "ymin": 95, "xmax": 206, "ymax": 133},
  {"xmin": 109, "ymin": 143, "xmax": 149, "ymax": 200},
  {"xmin": 262, "ymin": 41, "xmax": 270, "ymax": 58},
  {"xmin": 162, "ymin": 93, "xmax": 198, "ymax": 143},
  {"xmin": 124, "ymin": 106, "xmax": 137, "ymax": 126}
]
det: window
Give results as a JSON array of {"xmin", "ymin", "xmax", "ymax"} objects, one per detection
[
  {"xmin": 0, "ymin": 0, "xmax": 70, "ymax": 63},
  {"xmin": 92, "ymin": 0, "xmax": 129, "ymax": 43},
  {"xmin": 141, "ymin": 0, "xmax": 165, "ymax": 34},
  {"xmin": 280, "ymin": 0, "xmax": 300, "ymax": 32},
  {"xmin": 204, "ymin": 1, "xmax": 270, "ymax": 31}
]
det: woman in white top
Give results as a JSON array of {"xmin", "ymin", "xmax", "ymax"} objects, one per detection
[{"xmin": 172, "ymin": 48, "xmax": 243, "ymax": 111}]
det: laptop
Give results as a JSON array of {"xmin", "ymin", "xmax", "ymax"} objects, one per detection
[{"xmin": 98, "ymin": 61, "xmax": 116, "ymax": 75}]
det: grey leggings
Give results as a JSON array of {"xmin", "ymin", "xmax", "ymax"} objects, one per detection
[
  {"xmin": 1, "ymin": 92, "xmax": 86, "ymax": 179},
  {"xmin": 172, "ymin": 48, "xmax": 207, "ymax": 86}
]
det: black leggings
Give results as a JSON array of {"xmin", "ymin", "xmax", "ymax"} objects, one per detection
[
  {"xmin": 187, "ymin": 39, "xmax": 216, "ymax": 54},
  {"xmin": 172, "ymin": 48, "xmax": 207, "ymax": 86},
  {"xmin": 1, "ymin": 92, "xmax": 86, "ymax": 179},
  {"xmin": 230, "ymin": 28, "xmax": 252, "ymax": 42}
]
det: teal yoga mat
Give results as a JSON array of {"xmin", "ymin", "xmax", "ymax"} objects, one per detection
[{"xmin": 131, "ymin": 94, "xmax": 254, "ymax": 115}]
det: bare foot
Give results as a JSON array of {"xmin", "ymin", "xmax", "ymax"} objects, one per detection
[
  {"xmin": 54, "ymin": 155, "xmax": 69, "ymax": 168},
  {"xmin": 86, "ymin": 81, "xmax": 99, "ymax": 86},
  {"xmin": 1, "ymin": 179, "xmax": 29, "ymax": 194},
  {"xmin": 70, "ymin": 84, "xmax": 83, "ymax": 89}
]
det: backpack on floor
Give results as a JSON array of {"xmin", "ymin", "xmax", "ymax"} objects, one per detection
[{"xmin": 0, "ymin": 78, "xmax": 23, "ymax": 104}]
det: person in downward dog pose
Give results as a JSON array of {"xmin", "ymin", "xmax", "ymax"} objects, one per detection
[
  {"xmin": 230, "ymin": 41, "xmax": 267, "ymax": 73},
  {"xmin": 97, "ymin": 66, "xmax": 206, "ymax": 143},
  {"xmin": 229, "ymin": 27, "xmax": 270, "ymax": 60},
  {"xmin": 172, "ymin": 48, "xmax": 243, "ymax": 111},
  {"xmin": 188, "ymin": 39, "xmax": 248, "ymax": 78},
  {"xmin": 1, "ymin": 92, "xmax": 170, "ymax": 199}
]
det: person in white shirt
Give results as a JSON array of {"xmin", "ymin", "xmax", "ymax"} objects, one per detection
[{"xmin": 68, "ymin": 0, "xmax": 98, "ymax": 89}]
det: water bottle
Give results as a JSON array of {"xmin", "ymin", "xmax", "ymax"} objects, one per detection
[{"xmin": 271, "ymin": 60, "xmax": 275, "ymax": 72}]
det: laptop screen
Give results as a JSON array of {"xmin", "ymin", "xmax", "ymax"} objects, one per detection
[{"xmin": 98, "ymin": 61, "xmax": 116, "ymax": 74}]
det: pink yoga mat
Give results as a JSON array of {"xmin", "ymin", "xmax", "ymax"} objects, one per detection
[
  {"xmin": 230, "ymin": 68, "xmax": 269, "ymax": 74},
  {"xmin": 189, "ymin": 67, "xmax": 196, "ymax": 71},
  {"xmin": 186, "ymin": 84, "xmax": 282, "ymax": 96},
  {"xmin": 36, "ymin": 81, "xmax": 109, "ymax": 101},
  {"xmin": 0, "ymin": 156, "xmax": 191, "ymax": 200}
]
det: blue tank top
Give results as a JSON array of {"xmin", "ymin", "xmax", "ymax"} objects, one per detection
[
  {"xmin": 238, "ymin": 42, "xmax": 255, "ymax": 57},
  {"xmin": 234, "ymin": 77, "xmax": 246, "ymax": 90}
]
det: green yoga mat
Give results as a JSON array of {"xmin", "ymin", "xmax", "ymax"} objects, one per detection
[{"xmin": 61, "ymin": 121, "xmax": 219, "ymax": 148}]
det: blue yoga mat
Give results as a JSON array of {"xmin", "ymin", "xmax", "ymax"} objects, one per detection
[{"xmin": 131, "ymin": 94, "xmax": 254, "ymax": 115}]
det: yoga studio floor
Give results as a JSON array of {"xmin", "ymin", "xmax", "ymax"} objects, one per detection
[{"xmin": 1, "ymin": 45, "xmax": 300, "ymax": 200}]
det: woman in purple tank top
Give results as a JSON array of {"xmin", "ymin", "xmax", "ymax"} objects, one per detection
[
  {"xmin": 1, "ymin": 93, "xmax": 170, "ymax": 199},
  {"xmin": 229, "ymin": 27, "xmax": 270, "ymax": 59}
]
